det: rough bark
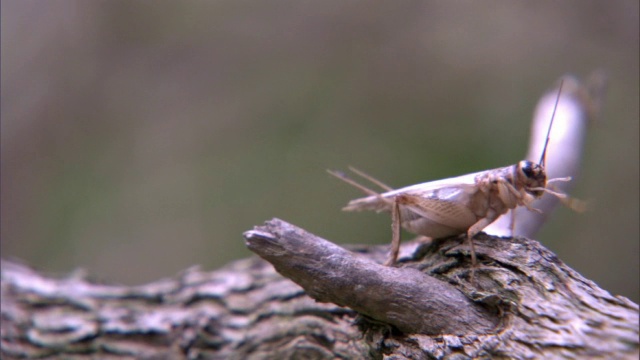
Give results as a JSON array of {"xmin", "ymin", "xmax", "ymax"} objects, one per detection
[{"xmin": 1, "ymin": 218, "xmax": 638, "ymax": 359}]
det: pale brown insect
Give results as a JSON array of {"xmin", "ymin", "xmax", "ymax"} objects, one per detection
[{"xmin": 330, "ymin": 80, "xmax": 580, "ymax": 268}]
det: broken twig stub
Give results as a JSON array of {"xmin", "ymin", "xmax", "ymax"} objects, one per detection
[{"xmin": 244, "ymin": 218, "xmax": 499, "ymax": 335}]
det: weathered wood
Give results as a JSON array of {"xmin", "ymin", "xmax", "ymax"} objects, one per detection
[
  {"xmin": 2, "ymin": 218, "xmax": 638, "ymax": 359},
  {"xmin": 244, "ymin": 220, "xmax": 499, "ymax": 335}
]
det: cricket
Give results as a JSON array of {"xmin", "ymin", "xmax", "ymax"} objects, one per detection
[{"xmin": 330, "ymin": 80, "xmax": 581, "ymax": 268}]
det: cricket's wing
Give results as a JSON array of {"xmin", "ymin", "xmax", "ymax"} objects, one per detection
[{"xmin": 342, "ymin": 171, "xmax": 482, "ymax": 213}]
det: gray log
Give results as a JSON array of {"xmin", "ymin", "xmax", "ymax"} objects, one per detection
[{"xmin": 2, "ymin": 218, "xmax": 638, "ymax": 359}]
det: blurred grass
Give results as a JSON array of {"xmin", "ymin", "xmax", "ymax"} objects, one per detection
[{"xmin": 2, "ymin": 0, "xmax": 638, "ymax": 303}]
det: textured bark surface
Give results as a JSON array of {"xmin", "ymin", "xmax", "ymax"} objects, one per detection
[{"xmin": 2, "ymin": 218, "xmax": 638, "ymax": 359}]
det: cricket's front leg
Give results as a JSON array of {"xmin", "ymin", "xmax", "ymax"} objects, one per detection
[
  {"xmin": 384, "ymin": 197, "xmax": 402, "ymax": 266},
  {"xmin": 509, "ymin": 209, "xmax": 516, "ymax": 236},
  {"xmin": 466, "ymin": 217, "xmax": 495, "ymax": 267}
]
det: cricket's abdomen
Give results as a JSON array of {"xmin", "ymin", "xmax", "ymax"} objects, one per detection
[
  {"xmin": 397, "ymin": 198, "xmax": 477, "ymax": 239},
  {"xmin": 401, "ymin": 213, "xmax": 469, "ymax": 239}
]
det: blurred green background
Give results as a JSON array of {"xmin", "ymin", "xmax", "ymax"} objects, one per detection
[{"xmin": 2, "ymin": 1, "xmax": 638, "ymax": 302}]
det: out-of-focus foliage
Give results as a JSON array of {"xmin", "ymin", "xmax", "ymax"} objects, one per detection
[{"xmin": 2, "ymin": 1, "xmax": 638, "ymax": 302}]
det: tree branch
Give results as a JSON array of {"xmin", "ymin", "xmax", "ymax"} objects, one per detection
[
  {"xmin": 244, "ymin": 219, "xmax": 498, "ymax": 335},
  {"xmin": 2, "ymin": 218, "xmax": 638, "ymax": 359}
]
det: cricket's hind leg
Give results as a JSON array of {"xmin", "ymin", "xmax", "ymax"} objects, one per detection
[{"xmin": 384, "ymin": 197, "xmax": 402, "ymax": 266}]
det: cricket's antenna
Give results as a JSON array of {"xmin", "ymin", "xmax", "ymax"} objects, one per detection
[{"xmin": 539, "ymin": 79, "xmax": 565, "ymax": 167}]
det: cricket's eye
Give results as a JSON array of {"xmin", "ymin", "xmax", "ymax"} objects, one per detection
[{"xmin": 520, "ymin": 160, "xmax": 537, "ymax": 178}]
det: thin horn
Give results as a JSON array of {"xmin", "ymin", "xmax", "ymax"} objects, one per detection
[{"xmin": 539, "ymin": 79, "xmax": 565, "ymax": 167}]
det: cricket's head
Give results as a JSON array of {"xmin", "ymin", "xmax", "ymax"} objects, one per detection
[{"xmin": 517, "ymin": 160, "xmax": 546, "ymax": 198}]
